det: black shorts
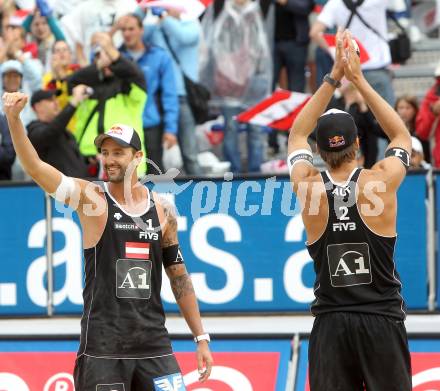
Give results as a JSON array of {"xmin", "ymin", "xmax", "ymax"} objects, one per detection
[
  {"xmin": 308, "ymin": 312, "xmax": 411, "ymax": 391},
  {"xmin": 73, "ymin": 353, "xmax": 186, "ymax": 391}
]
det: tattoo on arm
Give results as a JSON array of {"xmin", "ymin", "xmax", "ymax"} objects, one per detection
[
  {"xmin": 160, "ymin": 197, "xmax": 179, "ymax": 248},
  {"xmin": 170, "ymin": 268, "xmax": 195, "ymax": 300}
]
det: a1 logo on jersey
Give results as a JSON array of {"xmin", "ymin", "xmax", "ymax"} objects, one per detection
[
  {"xmin": 153, "ymin": 373, "xmax": 185, "ymax": 391},
  {"xmin": 116, "ymin": 259, "xmax": 152, "ymax": 299},
  {"xmin": 327, "ymin": 243, "xmax": 372, "ymax": 287}
]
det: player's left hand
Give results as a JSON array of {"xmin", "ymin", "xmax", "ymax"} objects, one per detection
[
  {"xmin": 196, "ymin": 340, "xmax": 213, "ymax": 382},
  {"xmin": 330, "ymin": 28, "xmax": 345, "ymax": 81}
]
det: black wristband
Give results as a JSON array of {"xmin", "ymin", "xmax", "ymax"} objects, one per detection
[{"xmin": 323, "ymin": 73, "xmax": 342, "ymax": 88}]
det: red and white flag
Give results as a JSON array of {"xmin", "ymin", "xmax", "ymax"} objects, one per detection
[
  {"xmin": 323, "ymin": 34, "xmax": 370, "ymax": 64},
  {"xmin": 236, "ymin": 90, "xmax": 311, "ymax": 131},
  {"xmin": 125, "ymin": 242, "xmax": 150, "ymax": 260}
]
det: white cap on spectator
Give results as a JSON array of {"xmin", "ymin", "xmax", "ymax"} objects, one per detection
[
  {"xmin": 1, "ymin": 60, "xmax": 23, "ymax": 76},
  {"xmin": 411, "ymin": 136, "xmax": 423, "ymax": 155}
]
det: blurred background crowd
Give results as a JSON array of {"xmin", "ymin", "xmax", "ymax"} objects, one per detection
[{"xmin": 0, "ymin": 0, "xmax": 438, "ymax": 181}]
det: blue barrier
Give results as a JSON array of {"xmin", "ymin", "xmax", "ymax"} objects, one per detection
[{"xmin": 0, "ymin": 173, "xmax": 430, "ymax": 314}]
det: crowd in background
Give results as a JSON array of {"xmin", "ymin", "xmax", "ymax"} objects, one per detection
[{"xmin": 0, "ymin": 0, "xmax": 436, "ymax": 181}]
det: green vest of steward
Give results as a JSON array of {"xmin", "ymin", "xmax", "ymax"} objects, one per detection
[{"xmin": 69, "ymin": 56, "xmax": 147, "ymax": 173}]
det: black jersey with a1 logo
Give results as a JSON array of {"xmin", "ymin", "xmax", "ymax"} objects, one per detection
[
  {"xmin": 306, "ymin": 168, "xmax": 406, "ymax": 320},
  {"xmin": 78, "ymin": 183, "xmax": 172, "ymax": 358}
]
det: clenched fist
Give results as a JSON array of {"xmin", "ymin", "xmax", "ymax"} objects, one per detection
[{"xmin": 3, "ymin": 92, "xmax": 28, "ymax": 118}]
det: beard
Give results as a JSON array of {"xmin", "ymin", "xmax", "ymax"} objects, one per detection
[{"xmin": 105, "ymin": 165, "xmax": 126, "ymax": 183}]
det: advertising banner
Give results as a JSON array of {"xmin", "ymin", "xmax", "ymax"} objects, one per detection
[
  {"xmin": 0, "ymin": 174, "xmax": 429, "ymax": 315},
  {"xmin": 295, "ymin": 339, "xmax": 440, "ymax": 390},
  {"xmin": 0, "ymin": 186, "xmax": 46, "ymax": 315},
  {"xmin": 0, "ymin": 339, "xmax": 291, "ymax": 390}
]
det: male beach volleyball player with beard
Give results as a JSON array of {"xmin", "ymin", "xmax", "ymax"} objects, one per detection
[
  {"xmin": 287, "ymin": 30, "xmax": 412, "ymax": 390},
  {"xmin": 3, "ymin": 91, "xmax": 212, "ymax": 390}
]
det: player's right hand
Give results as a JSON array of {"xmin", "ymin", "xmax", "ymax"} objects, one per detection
[{"xmin": 2, "ymin": 92, "xmax": 28, "ymax": 118}]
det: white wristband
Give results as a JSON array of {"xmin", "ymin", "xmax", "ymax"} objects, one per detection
[
  {"xmin": 194, "ymin": 333, "xmax": 210, "ymax": 343},
  {"xmin": 287, "ymin": 149, "xmax": 314, "ymax": 175}
]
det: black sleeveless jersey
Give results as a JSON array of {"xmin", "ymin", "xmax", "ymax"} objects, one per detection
[
  {"xmin": 306, "ymin": 168, "xmax": 407, "ymax": 320},
  {"xmin": 78, "ymin": 183, "xmax": 172, "ymax": 358}
]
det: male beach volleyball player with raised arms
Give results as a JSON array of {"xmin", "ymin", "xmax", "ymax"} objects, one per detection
[
  {"xmin": 287, "ymin": 30, "xmax": 412, "ymax": 390},
  {"xmin": 3, "ymin": 91, "xmax": 212, "ymax": 390}
]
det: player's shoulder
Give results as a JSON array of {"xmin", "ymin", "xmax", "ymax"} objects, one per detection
[
  {"xmin": 292, "ymin": 168, "xmax": 326, "ymax": 196},
  {"xmin": 151, "ymin": 192, "xmax": 177, "ymax": 221},
  {"xmin": 358, "ymin": 160, "xmax": 405, "ymax": 194}
]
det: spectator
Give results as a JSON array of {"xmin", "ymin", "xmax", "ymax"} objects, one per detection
[
  {"xmin": 0, "ymin": 60, "xmax": 41, "ymax": 125},
  {"xmin": 342, "ymin": 82, "xmax": 380, "ymax": 168},
  {"xmin": 201, "ymin": 0, "xmax": 272, "ymax": 173},
  {"xmin": 310, "ymin": 0, "xmax": 396, "ymax": 162},
  {"xmin": 395, "ymin": 94, "xmax": 430, "ymax": 163},
  {"xmin": 143, "ymin": 7, "xmax": 203, "ymax": 175},
  {"xmin": 27, "ymin": 87, "xmax": 89, "ymax": 177},
  {"xmin": 410, "ymin": 136, "xmax": 430, "ymax": 170},
  {"xmin": 0, "ymin": 113, "xmax": 15, "ymax": 180},
  {"xmin": 260, "ymin": 0, "xmax": 314, "ymax": 92},
  {"xmin": 396, "ymin": 94, "xmax": 418, "ymax": 132},
  {"xmin": 415, "ymin": 72, "xmax": 440, "ymax": 167},
  {"xmin": 68, "ymin": 31, "xmax": 147, "ymax": 175},
  {"xmin": 118, "ymin": 13, "xmax": 179, "ymax": 175},
  {"xmin": 311, "ymin": 0, "xmax": 335, "ymax": 88},
  {"xmin": 310, "ymin": 0, "xmax": 394, "ymax": 103},
  {"xmin": 0, "ymin": 2, "xmax": 18, "ymax": 37},
  {"xmin": 43, "ymin": 40, "xmax": 81, "ymax": 131},
  {"xmin": 49, "ymin": 0, "xmax": 87, "ymax": 19},
  {"xmin": 60, "ymin": 0, "xmax": 138, "ymax": 66},
  {"xmin": 259, "ymin": 0, "xmax": 313, "ymax": 160},
  {"xmin": 22, "ymin": 0, "xmax": 67, "ymax": 70},
  {"xmin": 1, "ymin": 14, "xmax": 39, "ymax": 60}
]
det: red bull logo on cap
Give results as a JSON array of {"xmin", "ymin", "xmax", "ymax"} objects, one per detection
[
  {"xmin": 108, "ymin": 125, "xmax": 124, "ymax": 135},
  {"xmin": 329, "ymin": 135, "xmax": 345, "ymax": 148}
]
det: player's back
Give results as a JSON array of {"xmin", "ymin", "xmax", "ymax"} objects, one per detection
[{"xmin": 302, "ymin": 167, "xmax": 406, "ymax": 319}]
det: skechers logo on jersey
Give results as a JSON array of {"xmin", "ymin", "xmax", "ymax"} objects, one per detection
[
  {"xmin": 139, "ymin": 231, "xmax": 159, "ymax": 240},
  {"xmin": 332, "ymin": 222, "xmax": 356, "ymax": 231},
  {"xmin": 153, "ymin": 373, "xmax": 185, "ymax": 391},
  {"xmin": 114, "ymin": 222, "xmax": 140, "ymax": 231}
]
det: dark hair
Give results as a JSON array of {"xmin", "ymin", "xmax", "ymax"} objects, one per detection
[
  {"xmin": 319, "ymin": 142, "xmax": 358, "ymax": 169},
  {"xmin": 395, "ymin": 94, "xmax": 419, "ymax": 133},
  {"xmin": 125, "ymin": 13, "xmax": 144, "ymax": 28},
  {"xmin": 52, "ymin": 39, "xmax": 70, "ymax": 53}
]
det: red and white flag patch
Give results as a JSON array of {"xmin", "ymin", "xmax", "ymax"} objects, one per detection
[{"xmin": 125, "ymin": 242, "xmax": 150, "ymax": 259}]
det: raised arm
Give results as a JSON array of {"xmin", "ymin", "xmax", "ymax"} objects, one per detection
[
  {"xmin": 287, "ymin": 29, "xmax": 344, "ymax": 189},
  {"xmin": 343, "ymin": 30, "xmax": 411, "ymax": 188},
  {"xmin": 157, "ymin": 195, "xmax": 213, "ymax": 382},
  {"xmin": 3, "ymin": 92, "xmax": 87, "ymax": 209}
]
